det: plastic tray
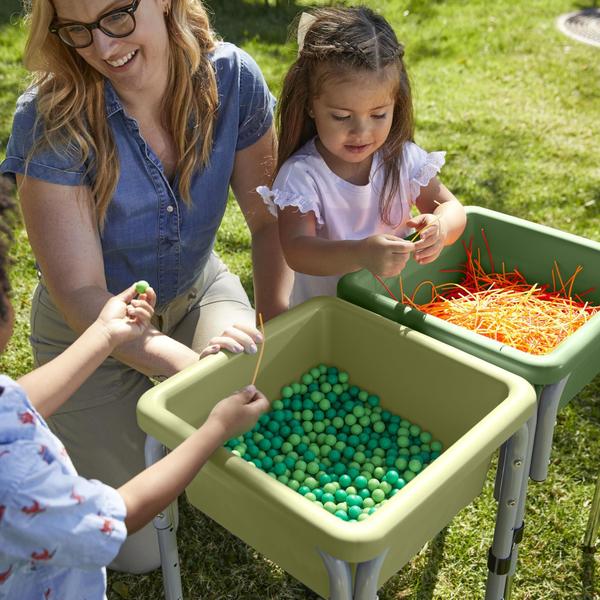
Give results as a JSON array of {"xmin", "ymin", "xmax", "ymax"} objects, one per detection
[
  {"xmin": 338, "ymin": 206, "xmax": 600, "ymax": 409},
  {"xmin": 137, "ymin": 297, "xmax": 536, "ymax": 598}
]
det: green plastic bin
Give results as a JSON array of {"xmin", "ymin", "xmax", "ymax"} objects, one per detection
[
  {"xmin": 338, "ymin": 206, "xmax": 600, "ymax": 410},
  {"xmin": 137, "ymin": 297, "xmax": 536, "ymax": 598}
]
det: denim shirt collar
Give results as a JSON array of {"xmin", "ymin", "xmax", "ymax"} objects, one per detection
[{"xmin": 104, "ymin": 80, "xmax": 124, "ymax": 119}]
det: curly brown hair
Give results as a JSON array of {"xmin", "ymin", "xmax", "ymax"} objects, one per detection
[
  {"xmin": 276, "ymin": 6, "xmax": 414, "ymax": 226},
  {"xmin": 0, "ymin": 177, "xmax": 16, "ymax": 322}
]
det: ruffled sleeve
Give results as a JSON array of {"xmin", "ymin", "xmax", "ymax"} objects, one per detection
[
  {"xmin": 256, "ymin": 158, "xmax": 324, "ymax": 226},
  {"xmin": 403, "ymin": 142, "xmax": 446, "ymax": 204}
]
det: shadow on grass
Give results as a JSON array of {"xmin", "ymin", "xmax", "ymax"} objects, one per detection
[
  {"xmin": 205, "ymin": 0, "xmax": 305, "ymax": 46},
  {"xmin": 416, "ymin": 527, "xmax": 447, "ymax": 599},
  {"xmin": 0, "ymin": 0, "xmax": 23, "ymax": 26},
  {"xmin": 580, "ymin": 550, "xmax": 596, "ymax": 600}
]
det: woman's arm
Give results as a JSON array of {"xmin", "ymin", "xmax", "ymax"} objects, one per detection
[
  {"xmin": 17, "ymin": 175, "xmax": 201, "ymax": 377},
  {"xmin": 230, "ymin": 127, "xmax": 293, "ymax": 321}
]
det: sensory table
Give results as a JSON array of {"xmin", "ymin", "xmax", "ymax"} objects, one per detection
[
  {"xmin": 138, "ymin": 297, "xmax": 536, "ymax": 599},
  {"xmin": 337, "ymin": 206, "xmax": 600, "ymax": 599}
]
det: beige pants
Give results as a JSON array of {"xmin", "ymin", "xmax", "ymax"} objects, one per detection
[{"xmin": 31, "ymin": 253, "xmax": 254, "ymax": 573}]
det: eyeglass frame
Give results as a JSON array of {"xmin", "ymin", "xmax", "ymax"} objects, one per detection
[{"xmin": 48, "ymin": 0, "xmax": 142, "ymax": 49}]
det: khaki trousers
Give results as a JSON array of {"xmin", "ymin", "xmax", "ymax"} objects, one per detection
[{"xmin": 31, "ymin": 253, "xmax": 254, "ymax": 573}]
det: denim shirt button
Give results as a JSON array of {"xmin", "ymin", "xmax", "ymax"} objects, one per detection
[{"xmin": 166, "ymin": 205, "xmax": 174, "ymax": 213}]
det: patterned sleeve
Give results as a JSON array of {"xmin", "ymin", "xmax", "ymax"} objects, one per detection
[
  {"xmin": 0, "ymin": 90, "xmax": 88, "ymax": 186},
  {"xmin": 402, "ymin": 142, "xmax": 446, "ymax": 204},
  {"xmin": 256, "ymin": 157, "xmax": 324, "ymax": 226},
  {"xmin": 0, "ymin": 441, "xmax": 127, "ymax": 569},
  {"xmin": 236, "ymin": 48, "xmax": 276, "ymax": 151}
]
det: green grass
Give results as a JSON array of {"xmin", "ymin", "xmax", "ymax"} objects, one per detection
[{"xmin": 1, "ymin": 0, "xmax": 599, "ymax": 598}]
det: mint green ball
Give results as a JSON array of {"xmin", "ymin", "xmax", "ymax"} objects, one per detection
[{"xmin": 371, "ymin": 488, "xmax": 385, "ymax": 503}]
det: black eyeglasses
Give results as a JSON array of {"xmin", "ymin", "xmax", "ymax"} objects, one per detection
[{"xmin": 49, "ymin": 0, "xmax": 141, "ymax": 49}]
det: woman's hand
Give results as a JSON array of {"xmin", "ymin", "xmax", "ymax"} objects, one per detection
[
  {"xmin": 208, "ymin": 385, "xmax": 270, "ymax": 441},
  {"xmin": 407, "ymin": 213, "xmax": 448, "ymax": 265},
  {"xmin": 96, "ymin": 284, "xmax": 156, "ymax": 347},
  {"xmin": 358, "ymin": 234, "xmax": 415, "ymax": 277},
  {"xmin": 199, "ymin": 322, "xmax": 264, "ymax": 358}
]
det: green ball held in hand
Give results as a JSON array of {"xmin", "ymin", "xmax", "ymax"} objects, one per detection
[{"xmin": 135, "ymin": 280, "xmax": 150, "ymax": 294}]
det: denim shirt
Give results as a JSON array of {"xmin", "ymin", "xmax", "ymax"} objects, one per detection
[{"xmin": 0, "ymin": 43, "xmax": 274, "ymax": 310}]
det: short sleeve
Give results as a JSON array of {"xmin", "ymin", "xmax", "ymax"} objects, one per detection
[
  {"xmin": 256, "ymin": 157, "xmax": 324, "ymax": 226},
  {"xmin": 0, "ymin": 90, "xmax": 87, "ymax": 186},
  {"xmin": 236, "ymin": 49, "xmax": 276, "ymax": 151},
  {"xmin": 403, "ymin": 142, "xmax": 446, "ymax": 204},
  {"xmin": 0, "ymin": 441, "xmax": 127, "ymax": 569}
]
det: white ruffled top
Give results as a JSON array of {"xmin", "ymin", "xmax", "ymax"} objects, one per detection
[{"xmin": 257, "ymin": 137, "xmax": 445, "ymax": 307}]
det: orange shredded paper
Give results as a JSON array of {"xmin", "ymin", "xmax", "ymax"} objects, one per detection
[{"xmin": 381, "ymin": 231, "xmax": 599, "ymax": 355}]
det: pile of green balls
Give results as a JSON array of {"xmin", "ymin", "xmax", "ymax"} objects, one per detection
[{"xmin": 225, "ymin": 364, "xmax": 443, "ymax": 522}]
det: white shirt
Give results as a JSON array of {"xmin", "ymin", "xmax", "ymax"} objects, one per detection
[{"xmin": 258, "ymin": 137, "xmax": 445, "ymax": 306}]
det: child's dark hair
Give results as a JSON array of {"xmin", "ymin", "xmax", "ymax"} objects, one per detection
[
  {"xmin": 0, "ymin": 177, "xmax": 16, "ymax": 322},
  {"xmin": 276, "ymin": 6, "xmax": 414, "ymax": 225}
]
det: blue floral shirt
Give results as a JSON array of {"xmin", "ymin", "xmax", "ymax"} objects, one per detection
[
  {"xmin": 0, "ymin": 375, "xmax": 127, "ymax": 600},
  {"xmin": 0, "ymin": 43, "xmax": 275, "ymax": 311}
]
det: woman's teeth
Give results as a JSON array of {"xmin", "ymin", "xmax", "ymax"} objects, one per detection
[{"xmin": 106, "ymin": 50, "xmax": 137, "ymax": 67}]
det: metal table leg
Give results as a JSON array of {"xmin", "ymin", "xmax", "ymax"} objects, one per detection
[
  {"xmin": 529, "ymin": 377, "xmax": 569, "ymax": 482},
  {"xmin": 502, "ymin": 413, "xmax": 537, "ymax": 600},
  {"xmin": 318, "ymin": 549, "xmax": 353, "ymax": 600},
  {"xmin": 353, "ymin": 550, "xmax": 388, "ymax": 600},
  {"xmin": 485, "ymin": 424, "xmax": 529, "ymax": 600},
  {"xmin": 145, "ymin": 436, "xmax": 183, "ymax": 600},
  {"xmin": 583, "ymin": 471, "xmax": 600, "ymax": 552}
]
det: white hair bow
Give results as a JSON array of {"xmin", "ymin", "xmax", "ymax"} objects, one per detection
[{"xmin": 297, "ymin": 12, "xmax": 317, "ymax": 54}]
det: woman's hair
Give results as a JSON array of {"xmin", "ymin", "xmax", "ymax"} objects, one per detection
[
  {"xmin": 277, "ymin": 6, "xmax": 414, "ymax": 225},
  {"xmin": 22, "ymin": 0, "xmax": 219, "ymax": 228},
  {"xmin": 0, "ymin": 178, "xmax": 17, "ymax": 323}
]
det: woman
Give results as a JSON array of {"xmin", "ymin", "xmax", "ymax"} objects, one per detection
[{"xmin": 0, "ymin": 0, "xmax": 291, "ymax": 573}]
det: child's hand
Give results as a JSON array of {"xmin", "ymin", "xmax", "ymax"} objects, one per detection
[
  {"xmin": 408, "ymin": 214, "xmax": 448, "ymax": 265},
  {"xmin": 359, "ymin": 234, "xmax": 414, "ymax": 277},
  {"xmin": 96, "ymin": 284, "xmax": 156, "ymax": 346},
  {"xmin": 199, "ymin": 323, "xmax": 264, "ymax": 358},
  {"xmin": 208, "ymin": 385, "xmax": 270, "ymax": 441}
]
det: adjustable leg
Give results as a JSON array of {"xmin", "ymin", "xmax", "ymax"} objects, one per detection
[
  {"xmin": 318, "ymin": 549, "xmax": 353, "ymax": 600},
  {"xmin": 503, "ymin": 413, "xmax": 537, "ymax": 600},
  {"xmin": 485, "ymin": 424, "xmax": 529, "ymax": 600},
  {"xmin": 145, "ymin": 436, "xmax": 183, "ymax": 600},
  {"xmin": 583, "ymin": 471, "xmax": 600, "ymax": 552},
  {"xmin": 353, "ymin": 550, "xmax": 388, "ymax": 600}
]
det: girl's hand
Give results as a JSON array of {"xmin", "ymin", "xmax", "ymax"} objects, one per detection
[
  {"xmin": 359, "ymin": 234, "xmax": 415, "ymax": 277},
  {"xmin": 96, "ymin": 284, "xmax": 156, "ymax": 346},
  {"xmin": 208, "ymin": 385, "xmax": 270, "ymax": 441},
  {"xmin": 199, "ymin": 323, "xmax": 264, "ymax": 358},
  {"xmin": 407, "ymin": 214, "xmax": 448, "ymax": 265}
]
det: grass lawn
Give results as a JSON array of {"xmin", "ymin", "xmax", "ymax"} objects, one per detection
[{"xmin": 0, "ymin": 0, "xmax": 599, "ymax": 598}]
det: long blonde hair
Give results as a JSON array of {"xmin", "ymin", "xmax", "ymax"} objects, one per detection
[
  {"xmin": 23, "ymin": 0, "xmax": 218, "ymax": 227},
  {"xmin": 277, "ymin": 6, "xmax": 414, "ymax": 226}
]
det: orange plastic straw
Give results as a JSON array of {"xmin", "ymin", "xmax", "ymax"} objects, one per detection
[{"xmin": 251, "ymin": 312, "xmax": 265, "ymax": 386}]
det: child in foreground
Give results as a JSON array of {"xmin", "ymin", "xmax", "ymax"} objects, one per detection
[
  {"xmin": 258, "ymin": 7, "xmax": 466, "ymax": 306},
  {"xmin": 0, "ymin": 181, "xmax": 269, "ymax": 599}
]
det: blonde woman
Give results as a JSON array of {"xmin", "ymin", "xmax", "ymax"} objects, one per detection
[{"xmin": 0, "ymin": 0, "xmax": 290, "ymax": 573}]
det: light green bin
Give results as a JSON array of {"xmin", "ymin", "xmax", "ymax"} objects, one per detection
[{"xmin": 137, "ymin": 297, "xmax": 536, "ymax": 598}]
